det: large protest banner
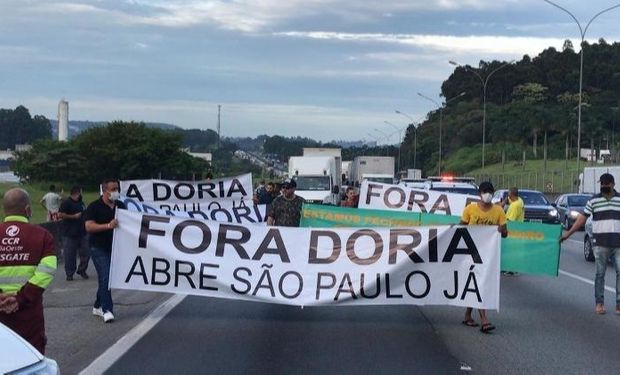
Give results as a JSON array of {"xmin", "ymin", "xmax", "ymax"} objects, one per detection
[
  {"xmin": 121, "ymin": 196, "xmax": 268, "ymax": 224},
  {"xmin": 300, "ymin": 204, "xmax": 561, "ymax": 276},
  {"xmin": 358, "ymin": 180, "xmax": 479, "ymax": 216},
  {"xmin": 110, "ymin": 209, "xmax": 501, "ymax": 309},
  {"xmin": 119, "ymin": 173, "xmax": 253, "ymax": 202}
]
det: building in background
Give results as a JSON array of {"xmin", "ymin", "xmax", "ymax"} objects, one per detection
[{"xmin": 58, "ymin": 99, "xmax": 69, "ymax": 141}]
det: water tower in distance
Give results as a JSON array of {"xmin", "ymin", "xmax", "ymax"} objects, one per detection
[{"xmin": 58, "ymin": 99, "xmax": 69, "ymax": 141}]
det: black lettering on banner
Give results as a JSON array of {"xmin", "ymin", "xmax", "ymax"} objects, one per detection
[
  {"xmin": 188, "ymin": 211, "xmax": 208, "ymax": 220},
  {"xmin": 405, "ymin": 271, "xmax": 430, "ymax": 298},
  {"xmin": 207, "ymin": 201, "xmax": 222, "ymax": 210},
  {"xmin": 365, "ymin": 183, "xmax": 382, "ymax": 204},
  {"xmin": 210, "ymin": 208, "xmax": 233, "ymax": 222},
  {"xmin": 253, "ymin": 204, "xmax": 264, "ymax": 222},
  {"xmin": 153, "ymin": 182, "xmax": 172, "ymax": 201},
  {"xmin": 253, "ymin": 229, "xmax": 290, "ymax": 262},
  {"xmin": 218, "ymin": 181, "xmax": 226, "ymax": 198},
  {"xmin": 334, "ymin": 273, "xmax": 357, "ymax": 301},
  {"xmin": 385, "ymin": 273, "xmax": 403, "ymax": 299},
  {"xmin": 359, "ymin": 273, "xmax": 381, "ymax": 298},
  {"xmin": 443, "ymin": 271, "xmax": 458, "ymax": 299},
  {"xmin": 199, "ymin": 263, "xmax": 219, "ymax": 291},
  {"xmin": 233, "ymin": 206, "xmax": 255, "ymax": 223},
  {"xmin": 408, "ymin": 191, "xmax": 429, "ymax": 213},
  {"xmin": 442, "ymin": 228, "xmax": 482, "ymax": 263},
  {"xmin": 253, "ymin": 265, "xmax": 276, "ymax": 297},
  {"xmin": 384, "ymin": 187, "xmax": 405, "ymax": 209},
  {"xmin": 125, "ymin": 256, "xmax": 148, "ymax": 284},
  {"xmin": 160, "ymin": 204, "xmax": 172, "ymax": 211},
  {"xmin": 461, "ymin": 265, "xmax": 482, "ymax": 302},
  {"xmin": 173, "ymin": 220, "xmax": 211, "ymax": 254},
  {"xmin": 346, "ymin": 229, "xmax": 382, "ymax": 265},
  {"xmin": 231, "ymin": 267, "xmax": 252, "ymax": 294},
  {"xmin": 316, "ymin": 272, "xmax": 337, "ymax": 300},
  {"xmin": 308, "ymin": 230, "xmax": 341, "ymax": 264},
  {"xmin": 174, "ymin": 183, "xmax": 194, "ymax": 200},
  {"xmin": 215, "ymin": 224, "xmax": 250, "ymax": 259},
  {"xmin": 141, "ymin": 203, "xmax": 159, "ymax": 214},
  {"xmin": 139, "ymin": 215, "xmax": 170, "ymax": 248},
  {"xmin": 388, "ymin": 228, "xmax": 423, "ymax": 264},
  {"xmin": 198, "ymin": 183, "xmax": 216, "ymax": 198},
  {"xmin": 151, "ymin": 257, "xmax": 171, "ymax": 285},
  {"xmin": 428, "ymin": 228, "xmax": 438, "ymax": 262},
  {"xmin": 430, "ymin": 194, "xmax": 451, "ymax": 215},
  {"xmin": 125, "ymin": 184, "xmax": 144, "ymax": 201},
  {"xmin": 278, "ymin": 271, "xmax": 303, "ymax": 299},
  {"xmin": 175, "ymin": 260, "xmax": 196, "ymax": 288},
  {"xmin": 228, "ymin": 178, "xmax": 247, "ymax": 197},
  {"xmin": 122, "ymin": 197, "xmax": 143, "ymax": 212}
]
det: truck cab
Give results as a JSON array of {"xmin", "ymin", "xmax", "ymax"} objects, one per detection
[{"xmin": 289, "ymin": 156, "xmax": 341, "ymax": 205}]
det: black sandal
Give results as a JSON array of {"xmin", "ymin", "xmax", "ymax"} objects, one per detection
[{"xmin": 480, "ymin": 323, "xmax": 496, "ymax": 333}]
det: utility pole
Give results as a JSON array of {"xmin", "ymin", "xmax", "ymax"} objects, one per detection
[{"xmin": 217, "ymin": 104, "xmax": 221, "ymax": 149}]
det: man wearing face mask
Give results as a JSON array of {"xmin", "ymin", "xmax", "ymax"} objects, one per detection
[
  {"xmin": 460, "ymin": 181, "xmax": 507, "ymax": 333},
  {"xmin": 0, "ymin": 188, "xmax": 57, "ymax": 354},
  {"xmin": 561, "ymin": 173, "xmax": 620, "ymax": 315},
  {"xmin": 84, "ymin": 178, "xmax": 126, "ymax": 323}
]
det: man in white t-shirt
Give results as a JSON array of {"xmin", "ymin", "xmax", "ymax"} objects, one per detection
[{"xmin": 40, "ymin": 184, "xmax": 62, "ymax": 222}]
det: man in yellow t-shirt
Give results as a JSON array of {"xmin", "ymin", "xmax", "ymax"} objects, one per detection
[
  {"xmin": 502, "ymin": 187, "xmax": 525, "ymax": 222},
  {"xmin": 460, "ymin": 181, "xmax": 507, "ymax": 334}
]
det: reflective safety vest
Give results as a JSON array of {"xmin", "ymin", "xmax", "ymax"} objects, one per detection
[{"xmin": 0, "ymin": 216, "xmax": 56, "ymax": 297}]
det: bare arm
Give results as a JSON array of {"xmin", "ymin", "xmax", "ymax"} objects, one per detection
[
  {"xmin": 85, "ymin": 219, "xmax": 118, "ymax": 234},
  {"xmin": 560, "ymin": 214, "xmax": 587, "ymax": 242}
]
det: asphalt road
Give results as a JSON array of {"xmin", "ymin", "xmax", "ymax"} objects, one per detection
[{"xmin": 43, "ymin": 230, "xmax": 620, "ymax": 374}]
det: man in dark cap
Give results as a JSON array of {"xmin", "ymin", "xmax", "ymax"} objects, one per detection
[
  {"xmin": 267, "ymin": 178, "xmax": 305, "ymax": 227},
  {"xmin": 562, "ymin": 172, "xmax": 620, "ymax": 315}
]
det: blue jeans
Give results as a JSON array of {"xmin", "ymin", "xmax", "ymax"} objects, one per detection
[
  {"xmin": 91, "ymin": 247, "xmax": 113, "ymax": 313},
  {"xmin": 593, "ymin": 246, "xmax": 620, "ymax": 306},
  {"xmin": 63, "ymin": 236, "xmax": 89, "ymax": 277}
]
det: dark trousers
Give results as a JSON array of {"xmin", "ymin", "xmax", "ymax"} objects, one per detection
[
  {"xmin": 91, "ymin": 247, "xmax": 113, "ymax": 313},
  {"xmin": 0, "ymin": 302, "xmax": 46, "ymax": 354},
  {"xmin": 63, "ymin": 235, "xmax": 89, "ymax": 277}
]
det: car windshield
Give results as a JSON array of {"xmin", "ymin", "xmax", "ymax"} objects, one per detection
[
  {"xmin": 521, "ymin": 191, "xmax": 549, "ymax": 205},
  {"xmin": 430, "ymin": 187, "xmax": 479, "ymax": 196},
  {"xmin": 293, "ymin": 176, "xmax": 331, "ymax": 191},
  {"xmin": 567, "ymin": 195, "xmax": 590, "ymax": 207}
]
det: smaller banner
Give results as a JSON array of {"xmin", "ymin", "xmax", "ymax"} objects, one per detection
[
  {"xmin": 121, "ymin": 196, "xmax": 267, "ymax": 224},
  {"xmin": 119, "ymin": 173, "xmax": 253, "ymax": 202},
  {"xmin": 358, "ymin": 180, "xmax": 480, "ymax": 216},
  {"xmin": 301, "ymin": 204, "xmax": 562, "ymax": 276}
]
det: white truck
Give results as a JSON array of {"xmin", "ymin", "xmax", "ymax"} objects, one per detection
[
  {"xmin": 288, "ymin": 156, "xmax": 342, "ymax": 205},
  {"xmin": 303, "ymin": 147, "xmax": 342, "ymax": 158},
  {"xmin": 579, "ymin": 166, "xmax": 620, "ymax": 194},
  {"xmin": 350, "ymin": 156, "xmax": 395, "ymax": 187}
]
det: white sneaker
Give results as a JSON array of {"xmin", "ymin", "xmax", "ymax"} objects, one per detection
[
  {"xmin": 92, "ymin": 307, "xmax": 104, "ymax": 317},
  {"xmin": 103, "ymin": 311, "xmax": 115, "ymax": 323}
]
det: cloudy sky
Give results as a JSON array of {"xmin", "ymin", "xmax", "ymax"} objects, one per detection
[{"xmin": 1, "ymin": 0, "xmax": 619, "ymax": 142}]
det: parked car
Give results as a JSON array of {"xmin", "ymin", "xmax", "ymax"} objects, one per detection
[
  {"xmin": 553, "ymin": 193, "xmax": 592, "ymax": 229},
  {"xmin": 583, "ymin": 217, "xmax": 615, "ymax": 263},
  {"xmin": 492, "ymin": 189, "xmax": 560, "ymax": 224},
  {"xmin": 424, "ymin": 176, "xmax": 479, "ymax": 196},
  {"xmin": 0, "ymin": 322, "xmax": 59, "ymax": 374}
]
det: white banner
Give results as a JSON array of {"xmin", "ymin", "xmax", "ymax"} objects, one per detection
[
  {"xmin": 121, "ymin": 196, "xmax": 267, "ymax": 224},
  {"xmin": 358, "ymin": 181, "xmax": 480, "ymax": 216},
  {"xmin": 110, "ymin": 209, "xmax": 500, "ymax": 309},
  {"xmin": 119, "ymin": 173, "xmax": 253, "ymax": 202}
]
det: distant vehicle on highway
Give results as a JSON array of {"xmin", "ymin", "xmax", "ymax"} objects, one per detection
[
  {"xmin": 553, "ymin": 193, "xmax": 592, "ymax": 229},
  {"xmin": 0, "ymin": 322, "xmax": 59, "ymax": 374},
  {"xmin": 425, "ymin": 176, "xmax": 479, "ymax": 196},
  {"xmin": 493, "ymin": 189, "xmax": 560, "ymax": 224}
]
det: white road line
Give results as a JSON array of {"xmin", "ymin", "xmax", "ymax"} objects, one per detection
[
  {"xmin": 79, "ymin": 294, "xmax": 187, "ymax": 375},
  {"xmin": 559, "ymin": 269, "xmax": 616, "ymax": 293}
]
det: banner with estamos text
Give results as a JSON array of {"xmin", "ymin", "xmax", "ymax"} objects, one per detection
[
  {"xmin": 110, "ymin": 209, "xmax": 501, "ymax": 309},
  {"xmin": 300, "ymin": 204, "xmax": 562, "ymax": 276}
]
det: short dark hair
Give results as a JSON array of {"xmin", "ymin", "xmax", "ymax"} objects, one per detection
[
  {"xmin": 49, "ymin": 184, "xmax": 56, "ymax": 192},
  {"xmin": 478, "ymin": 181, "xmax": 495, "ymax": 193},
  {"xmin": 599, "ymin": 173, "xmax": 615, "ymax": 184},
  {"xmin": 70, "ymin": 185, "xmax": 82, "ymax": 195},
  {"xmin": 102, "ymin": 178, "xmax": 119, "ymax": 190},
  {"xmin": 509, "ymin": 187, "xmax": 519, "ymax": 195}
]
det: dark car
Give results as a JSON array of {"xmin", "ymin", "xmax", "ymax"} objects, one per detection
[
  {"xmin": 492, "ymin": 189, "xmax": 560, "ymax": 224},
  {"xmin": 554, "ymin": 193, "xmax": 592, "ymax": 229}
]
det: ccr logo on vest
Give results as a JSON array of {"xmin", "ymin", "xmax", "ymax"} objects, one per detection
[{"xmin": 5, "ymin": 225, "xmax": 20, "ymax": 237}]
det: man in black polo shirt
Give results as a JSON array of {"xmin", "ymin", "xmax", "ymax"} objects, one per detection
[
  {"xmin": 84, "ymin": 179, "xmax": 125, "ymax": 323},
  {"xmin": 58, "ymin": 185, "xmax": 89, "ymax": 281}
]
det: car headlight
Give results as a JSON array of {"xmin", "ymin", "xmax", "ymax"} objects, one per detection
[
  {"xmin": 549, "ymin": 209, "xmax": 558, "ymax": 217},
  {"xmin": 569, "ymin": 210, "xmax": 580, "ymax": 218}
]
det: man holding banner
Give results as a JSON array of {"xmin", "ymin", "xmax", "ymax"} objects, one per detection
[{"xmin": 460, "ymin": 181, "xmax": 507, "ymax": 333}]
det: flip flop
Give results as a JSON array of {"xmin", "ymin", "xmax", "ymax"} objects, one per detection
[
  {"xmin": 480, "ymin": 323, "xmax": 496, "ymax": 333},
  {"xmin": 461, "ymin": 319, "xmax": 479, "ymax": 327}
]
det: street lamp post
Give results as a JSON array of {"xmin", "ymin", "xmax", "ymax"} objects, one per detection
[
  {"xmin": 374, "ymin": 128, "xmax": 391, "ymax": 157},
  {"xmin": 385, "ymin": 120, "xmax": 405, "ymax": 175},
  {"xmin": 449, "ymin": 60, "xmax": 514, "ymax": 170},
  {"xmin": 543, "ymin": 0, "xmax": 620, "ymax": 177},
  {"xmin": 395, "ymin": 110, "xmax": 424, "ymax": 171},
  {"xmin": 417, "ymin": 92, "xmax": 466, "ymax": 175}
]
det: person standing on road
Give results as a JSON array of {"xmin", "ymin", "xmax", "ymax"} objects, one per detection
[
  {"xmin": 84, "ymin": 179, "xmax": 125, "ymax": 323},
  {"xmin": 502, "ymin": 187, "xmax": 525, "ymax": 222},
  {"xmin": 561, "ymin": 173, "xmax": 620, "ymax": 315},
  {"xmin": 58, "ymin": 185, "xmax": 89, "ymax": 281},
  {"xmin": 258, "ymin": 182, "xmax": 275, "ymax": 205},
  {"xmin": 40, "ymin": 184, "xmax": 62, "ymax": 222},
  {"xmin": 267, "ymin": 178, "xmax": 305, "ymax": 227},
  {"xmin": 460, "ymin": 181, "xmax": 507, "ymax": 333},
  {"xmin": 0, "ymin": 188, "xmax": 57, "ymax": 354}
]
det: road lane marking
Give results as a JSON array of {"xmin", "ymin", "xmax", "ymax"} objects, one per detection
[
  {"xmin": 79, "ymin": 294, "xmax": 187, "ymax": 375},
  {"xmin": 559, "ymin": 270, "xmax": 616, "ymax": 293}
]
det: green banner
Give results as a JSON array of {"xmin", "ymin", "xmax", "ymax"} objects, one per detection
[{"xmin": 301, "ymin": 204, "xmax": 562, "ymax": 276}]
